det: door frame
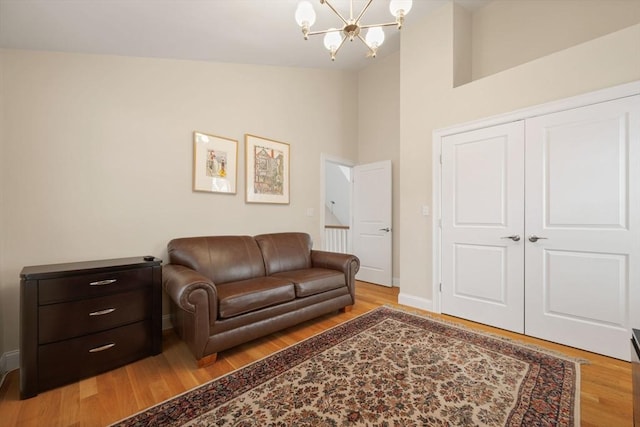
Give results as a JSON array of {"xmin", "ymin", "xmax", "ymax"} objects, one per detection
[
  {"xmin": 320, "ymin": 153, "xmax": 355, "ymax": 252},
  {"xmin": 431, "ymin": 80, "xmax": 640, "ymax": 314}
]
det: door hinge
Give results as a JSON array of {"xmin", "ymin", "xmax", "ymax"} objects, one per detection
[
  {"xmin": 439, "ymin": 154, "xmax": 442, "ymax": 164},
  {"xmin": 439, "ymin": 283, "xmax": 442, "ymax": 292}
]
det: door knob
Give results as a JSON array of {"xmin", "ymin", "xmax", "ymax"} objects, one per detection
[
  {"xmin": 528, "ymin": 235, "xmax": 548, "ymax": 242},
  {"xmin": 379, "ymin": 227, "xmax": 391, "ymax": 232},
  {"xmin": 501, "ymin": 235, "xmax": 521, "ymax": 242}
]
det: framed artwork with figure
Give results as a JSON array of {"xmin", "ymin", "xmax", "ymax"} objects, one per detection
[{"xmin": 193, "ymin": 131, "xmax": 238, "ymax": 194}]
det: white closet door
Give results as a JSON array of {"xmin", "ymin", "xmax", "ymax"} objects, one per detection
[
  {"xmin": 525, "ymin": 95, "xmax": 640, "ymax": 360},
  {"xmin": 441, "ymin": 121, "xmax": 525, "ymax": 333}
]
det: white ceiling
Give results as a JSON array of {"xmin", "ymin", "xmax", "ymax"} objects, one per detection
[{"xmin": 0, "ymin": 0, "xmax": 488, "ymax": 70}]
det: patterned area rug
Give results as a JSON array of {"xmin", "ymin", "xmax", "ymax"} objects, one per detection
[{"xmin": 113, "ymin": 306, "xmax": 580, "ymax": 426}]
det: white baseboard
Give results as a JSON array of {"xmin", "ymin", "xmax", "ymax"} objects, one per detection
[
  {"xmin": 1, "ymin": 350, "xmax": 19, "ymax": 372},
  {"xmin": 398, "ymin": 292, "xmax": 433, "ymax": 312},
  {"xmin": 162, "ymin": 314, "xmax": 173, "ymax": 331},
  {"xmin": 0, "ymin": 349, "xmax": 20, "ymax": 388}
]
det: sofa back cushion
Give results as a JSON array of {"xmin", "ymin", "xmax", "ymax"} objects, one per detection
[
  {"xmin": 167, "ymin": 236, "xmax": 266, "ymax": 284},
  {"xmin": 255, "ymin": 232, "xmax": 312, "ymax": 275}
]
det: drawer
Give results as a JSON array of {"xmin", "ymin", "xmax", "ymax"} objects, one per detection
[
  {"xmin": 38, "ymin": 320, "xmax": 152, "ymax": 393},
  {"xmin": 38, "ymin": 268, "xmax": 152, "ymax": 304},
  {"xmin": 38, "ymin": 289, "xmax": 152, "ymax": 344}
]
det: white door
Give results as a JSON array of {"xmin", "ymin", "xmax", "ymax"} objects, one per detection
[
  {"xmin": 353, "ymin": 160, "xmax": 392, "ymax": 286},
  {"xmin": 441, "ymin": 122, "xmax": 525, "ymax": 333},
  {"xmin": 525, "ymin": 95, "xmax": 640, "ymax": 360}
]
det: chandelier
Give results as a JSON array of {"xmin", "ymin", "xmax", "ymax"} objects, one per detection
[{"xmin": 295, "ymin": 0, "xmax": 413, "ymax": 61}]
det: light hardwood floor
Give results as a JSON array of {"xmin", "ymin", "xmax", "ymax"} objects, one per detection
[{"xmin": 0, "ymin": 281, "xmax": 633, "ymax": 426}]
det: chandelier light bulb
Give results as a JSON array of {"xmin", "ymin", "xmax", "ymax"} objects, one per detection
[
  {"xmin": 295, "ymin": 1, "xmax": 316, "ymax": 27},
  {"xmin": 389, "ymin": 0, "xmax": 413, "ymax": 18},
  {"xmin": 323, "ymin": 29, "xmax": 342, "ymax": 51},
  {"xmin": 365, "ymin": 27, "xmax": 385, "ymax": 49}
]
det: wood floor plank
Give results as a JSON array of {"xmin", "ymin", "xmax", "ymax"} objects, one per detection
[
  {"xmin": 0, "ymin": 281, "xmax": 632, "ymax": 426},
  {"xmin": 78, "ymin": 377, "xmax": 98, "ymax": 400},
  {"xmin": 59, "ymin": 383, "xmax": 80, "ymax": 427}
]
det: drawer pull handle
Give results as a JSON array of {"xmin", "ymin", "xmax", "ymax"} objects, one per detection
[
  {"xmin": 89, "ymin": 308, "xmax": 116, "ymax": 316},
  {"xmin": 89, "ymin": 279, "xmax": 117, "ymax": 286},
  {"xmin": 89, "ymin": 343, "xmax": 116, "ymax": 353}
]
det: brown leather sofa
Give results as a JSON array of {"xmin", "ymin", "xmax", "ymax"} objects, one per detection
[{"xmin": 163, "ymin": 232, "xmax": 360, "ymax": 366}]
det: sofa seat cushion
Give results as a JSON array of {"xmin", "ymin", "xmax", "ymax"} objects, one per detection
[
  {"xmin": 216, "ymin": 277, "xmax": 296, "ymax": 319},
  {"xmin": 273, "ymin": 268, "xmax": 345, "ymax": 298}
]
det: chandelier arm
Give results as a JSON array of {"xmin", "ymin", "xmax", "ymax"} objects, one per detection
[
  {"xmin": 334, "ymin": 35, "xmax": 348, "ymax": 55},
  {"xmin": 306, "ymin": 28, "xmax": 337, "ymax": 37},
  {"xmin": 357, "ymin": 34, "xmax": 376, "ymax": 54},
  {"xmin": 354, "ymin": 0, "xmax": 375, "ymax": 24},
  {"xmin": 296, "ymin": 0, "xmax": 410, "ymax": 59},
  {"xmin": 321, "ymin": 0, "xmax": 350, "ymax": 27},
  {"xmin": 358, "ymin": 22, "xmax": 398, "ymax": 30}
]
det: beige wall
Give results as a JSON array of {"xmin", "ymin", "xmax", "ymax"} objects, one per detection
[
  {"xmin": 3, "ymin": 0, "xmax": 638, "ymax": 361},
  {"xmin": 0, "ymin": 50, "xmax": 5, "ymax": 362},
  {"xmin": 453, "ymin": 3, "xmax": 472, "ymax": 87},
  {"xmin": 398, "ymin": 2, "xmax": 640, "ymax": 308},
  {"xmin": 357, "ymin": 51, "xmax": 401, "ymax": 284},
  {"xmin": 0, "ymin": 50, "xmax": 358, "ymax": 355},
  {"xmin": 472, "ymin": 0, "xmax": 640, "ymax": 80}
]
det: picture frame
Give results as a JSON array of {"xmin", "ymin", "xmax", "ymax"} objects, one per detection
[
  {"xmin": 193, "ymin": 131, "xmax": 238, "ymax": 194},
  {"xmin": 245, "ymin": 134, "xmax": 290, "ymax": 204}
]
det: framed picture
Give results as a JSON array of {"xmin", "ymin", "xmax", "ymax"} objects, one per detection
[
  {"xmin": 193, "ymin": 131, "xmax": 238, "ymax": 194},
  {"xmin": 245, "ymin": 134, "xmax": 290, "ymax": 204}
]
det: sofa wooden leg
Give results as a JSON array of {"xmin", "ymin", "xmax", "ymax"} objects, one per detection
[
  {"xmin": 340, "ymin": 305, "xmax": 353, "ymax": 313},
  {"xmin": 197, "ymin": 353, "xmax": 217, "ymax": 368}
]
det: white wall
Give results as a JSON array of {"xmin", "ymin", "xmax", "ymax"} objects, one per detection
[
  {"xmin": 0, "ymin": 49, "xmax": 358, "ymax": 355},
  {"xmin": 472, "ymin": 0, "xmax": 640, "ymax": 80},
  {"xmin": 399, "ymin": 3, "xmax": 640, "ymax": 309},
  {"xmin": 325, "ymin": 162, "xmax": 351, "ymax": 226},
  {"xmin": 358, "ymin": 51, "xmax": 401, "ymax": 284}
]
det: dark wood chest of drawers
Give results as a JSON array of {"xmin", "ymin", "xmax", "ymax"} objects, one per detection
[{"xmin": 20, "ymin": 257, "xmax": 162, "ymax": 399}]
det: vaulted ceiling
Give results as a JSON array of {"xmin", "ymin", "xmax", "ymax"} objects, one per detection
[{"xmin": 0, "ymin": 0, "xmax": 487, "ymax": 70}]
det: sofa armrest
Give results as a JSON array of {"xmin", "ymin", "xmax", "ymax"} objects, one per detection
[
  {"xmin": 163, "ymin": 264, "xmax": 218, "ymax": 326},
  {"xmin": 310, "ymin": 250, "xmax": 360, "ymax": 296}
]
